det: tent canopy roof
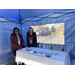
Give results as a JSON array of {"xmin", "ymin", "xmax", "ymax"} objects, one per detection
[{"xmin": 0, "ymin": 9, "xmax": 74, "ymax": 20}]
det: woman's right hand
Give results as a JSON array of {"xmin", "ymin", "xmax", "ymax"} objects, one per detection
[{"xmin": 18, "ymin": 47, "xmax": 21, "ymax": 50}]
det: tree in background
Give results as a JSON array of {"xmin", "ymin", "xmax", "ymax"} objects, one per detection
[
  {"xmin": 51, "ymin": 25, "xmax": 55, "ymax": 32},
  {"xmin": 45, "ymin": 26, "xmax": 49, "ymax": 31}
]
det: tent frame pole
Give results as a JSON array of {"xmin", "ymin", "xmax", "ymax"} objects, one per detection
[
  {"xmin": 19, "ymin": 9, "xmax": 22, "ymax": 34},
  {"xmin": 20, "ymin": 20, "xmax": 22, "ymax": 34}
]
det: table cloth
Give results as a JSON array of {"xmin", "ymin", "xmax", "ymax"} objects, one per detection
[{"xmin": 16, "ymin": 47, "xmax": 71, "ymax": 65}]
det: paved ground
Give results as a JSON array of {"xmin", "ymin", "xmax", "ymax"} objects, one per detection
[{"xmin": 37, "ymin": 35, "xmax": 64, "ymax": 44}]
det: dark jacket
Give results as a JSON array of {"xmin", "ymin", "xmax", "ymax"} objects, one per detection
[
  {"xmin": 27, "ymin": 32, "xmax": 37, "ymax": 47},
  {"xmin": 10, "ymin": 33, "xmax": 24, "ymax": 50}
]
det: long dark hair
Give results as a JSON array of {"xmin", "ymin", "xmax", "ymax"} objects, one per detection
[
  {"xmin": 13, "ymin": 27, "xmax": 20, "ymax": 37},
  {"xmin": 28, "ymin": 27, "xmax": 34, "ymax": 38}
]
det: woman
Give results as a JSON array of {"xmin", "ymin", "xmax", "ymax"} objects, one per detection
[
  {"xmin": 10, "ymin": 27, "xmax": 24, "ymax": 65},
  {"xmin": 27, "ymin": 27, "xmax": 37, "ymax": 47}
]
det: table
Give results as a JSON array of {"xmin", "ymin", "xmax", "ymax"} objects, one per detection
[{"xmin": 16, "ymin": 47, "xmax": 71, "ymax": 65}]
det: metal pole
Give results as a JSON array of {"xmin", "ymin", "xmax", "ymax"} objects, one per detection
[{"xmin": 19, "ymin": 9, "xmax": 22, "ymax": 34}]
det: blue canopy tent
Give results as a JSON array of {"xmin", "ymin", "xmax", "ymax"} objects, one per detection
[{"xmin": 0, "ymin": 9, "xmax": 75, "ymax": 64}]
